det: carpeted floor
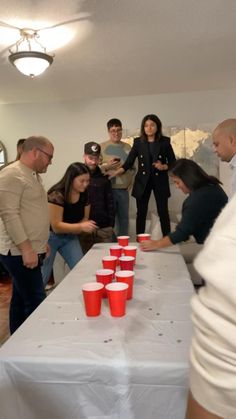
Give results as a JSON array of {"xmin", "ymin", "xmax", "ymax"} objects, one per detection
[
  {"xmin": 0, "ymin": 275, "xmax": 11, "ymax": 345},
  {"xmin": 0, "ymin": 271, "xmax": 55, "ymax": 346}
]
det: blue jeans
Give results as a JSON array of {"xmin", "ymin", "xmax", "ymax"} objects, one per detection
[
  {"xmin": 0, "ymin": 253, "xmax": 46, "ymax": 334},
  {"xmin": 112, "ymin": 189, "xmax": 129, "ymax": 236},
  {"xmin": 41, "ymin": 232, "xmax": 84, "ymax": 285}
]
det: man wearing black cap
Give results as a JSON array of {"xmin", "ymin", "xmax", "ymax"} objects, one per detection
[{"xmin": 81, "ymin": 141, "xmax": 115, "ymax": 252}]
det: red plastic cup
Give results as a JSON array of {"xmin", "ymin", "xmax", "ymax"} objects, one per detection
[
  {"xmin": 82, "ymin": 282, "xmax": 104, "ymax": 316},
  {"xmin": 102, "ymin": 256, "xmax": 118, "ymax": 272},
  {"xmin": 137, "ymin": 233, "xmax": 151, "ymax": 242},
  {"xmin": 96, "ymin": 269, "xmax": 114, "ymax": 298},
  {"xmin": 119, "ymin": 256, "xmax": 135, "ymax": 271},
  {"xmin": 109, "ymin": 245, "xmax": 123, "ymax": 265},
  {"xmin": 117, "ymin": 235, "xmax": 130, "ymax": 247},
  {"xmin": 123, "ymin": 245, "xmax": 137, "ymax": 261},
  {"xmin": 105, "ymin": 282, "xmax": 128, "ymax": 317},
  {"xmin": 115, "ymin": 270, "xmax": 134, "ymax": 300}
]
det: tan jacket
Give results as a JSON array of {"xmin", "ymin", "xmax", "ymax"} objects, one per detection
[{"xmin": 0, "ymin": 161, "xmax": 49, "ymax": 255}]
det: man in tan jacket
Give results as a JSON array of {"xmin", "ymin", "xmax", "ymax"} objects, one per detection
[{"xmin": 0, "ymin": 136, "xmax": 54, "ymax": 334}]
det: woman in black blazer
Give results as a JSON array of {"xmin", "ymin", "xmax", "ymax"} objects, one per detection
[{"xmin": 111, "ymin": 114, "xmax": 176, "ymax": 236}]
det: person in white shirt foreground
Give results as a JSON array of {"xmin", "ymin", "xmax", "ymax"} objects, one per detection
[
  {"xmin": 212, "ymin": 118, "xmax": 236, "ymax": 196},
  {"xmin": 184, "ymin": 192, "xmax": 236, "ymax": 419}
]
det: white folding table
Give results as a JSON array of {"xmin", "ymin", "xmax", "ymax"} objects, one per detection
[{"xmin": 0, "ymin": 243, "xmax": 194, "ymax": 419}]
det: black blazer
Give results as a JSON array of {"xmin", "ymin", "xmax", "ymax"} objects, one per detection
[{"xmin": 122, "ymin": 136, "xmax": 176, "ymax": 200}]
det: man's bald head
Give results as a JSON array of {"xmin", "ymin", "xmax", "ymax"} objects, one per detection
[
  {"xmin": 212, "ymin": 119, "xmax": 236, "ymax": 162},
  {"xmin": 20, "ymin": 135, "xmax": 54, "ymax": 174},
  {"xmin": 22, "ymin": 136, "xmax": 53, "ymax": 152},
  {"xmin": 213, "ymin": 119, "xmax": 236, "ymax": 137}
]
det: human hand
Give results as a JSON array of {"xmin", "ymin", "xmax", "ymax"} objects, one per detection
[
  {"xmin": 80, "ymin": 220, "xmax": 97, "ymax": 233},
  {"xmin": 140, "ymin": 240, "xmax": 158, "ymax": 251},
  {"xmin": 22, "ymin": 249, "xmax": 39, "ymax": 269},
  {"xmin": 108, "ymin": 158, "xmax": 122, "ymax": 170},
  {"xmin": 152, "ymin": 160, "xmax": 167, "ymax": 171}
]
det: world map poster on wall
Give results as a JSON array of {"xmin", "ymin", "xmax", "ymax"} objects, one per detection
[{"xmin": 123, "ymin": 126, "xmax": 218, "ymax": 177}]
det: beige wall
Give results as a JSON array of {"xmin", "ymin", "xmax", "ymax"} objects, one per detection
[{"xmin": 0, "ymin": 87, "xmax": 234, "ymax": 214}]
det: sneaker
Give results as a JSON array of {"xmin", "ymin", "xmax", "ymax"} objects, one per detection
[{"xmin": 45, "ymin": 283, "xmax": 55, "ymax": 291}]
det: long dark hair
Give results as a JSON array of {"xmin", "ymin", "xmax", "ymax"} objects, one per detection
[
  {"xmin": 170, "ymin": 158, "xmax": 221, "ymax": 191},
  {"xmin": 48, "ymin": 162, "xmax": 90, "ymax": 202},
  {"xmin": 140, "ymin": 114, "xmax": 163, "ymax": 141}
]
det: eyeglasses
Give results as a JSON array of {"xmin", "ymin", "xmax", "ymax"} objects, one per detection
[{"xmin": 36, "ymin": 148, "xmax": 53, "ymax": 162}]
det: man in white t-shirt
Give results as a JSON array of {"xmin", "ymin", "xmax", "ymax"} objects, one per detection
[
  {"xmin": 212, "ymin": 118, "xmax": 236, "ymax": 196},
  {"xmin": 185, "ymin": 118, "xmax": 236, "ymax": 418},
  {"xmin": 185, "ymin": 190, "xmax": 236, "ymax": 419}
]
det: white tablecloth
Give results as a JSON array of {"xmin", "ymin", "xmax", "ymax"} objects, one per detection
[{"xmin": 0, "ymin": 243, "xmax": 194, "ymax": 419}]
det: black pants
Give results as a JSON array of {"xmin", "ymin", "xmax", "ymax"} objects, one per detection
[
  {"xmin": 136, "ymin": 182, "xmax": 170, "ymax": 236},
  {"xmin": 0, "ymin": 253, "xmax": 46, "ymax": 334}
]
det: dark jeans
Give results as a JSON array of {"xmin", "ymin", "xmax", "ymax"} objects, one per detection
[
  {"xmin": 0, "ymin": 253, "xmax": 46, "ymax": 334},
  {"xmin": 112, "ymin": 189, "xmax": 129, "ymax": 236},
  {"xmin": 136, "ymin": 182, "xmax": 170, "ymax": 236}
]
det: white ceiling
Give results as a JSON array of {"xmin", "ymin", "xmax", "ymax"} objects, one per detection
[{"xmin": 0, "ymin": 0, "xmax": 236, "ymax": 104}]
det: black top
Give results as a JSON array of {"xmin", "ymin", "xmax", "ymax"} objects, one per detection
[
  {"xmin": 122, "ymin": 136, "xmax": 176, "ymax": 200},
  {"xmin": 148, "ymin": 142, "xmax": 156, "ymax": 175},
  {"xmin": 88, "ymin": 166, "xmax": 115, "ymax": 228},
  {"xmin": 48, "ymin": 190, "xmax": 89, "ymax": 224},
  {"xmin": 169, "ymin": 184, "xmax": 228, "ymax": 244}
]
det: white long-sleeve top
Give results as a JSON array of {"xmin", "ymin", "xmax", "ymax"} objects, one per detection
[
  {"xmin": 229, "ymin": 153, "xmax": 236, "ymax": 197},
  {"xmin": 190, "ymin": 192, "xmax": 236, "ymax": 413}
]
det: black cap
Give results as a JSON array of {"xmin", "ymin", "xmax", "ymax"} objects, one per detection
[{"xmin": 84, "ymin": 141, "xmax": 101, "ymax": 156}]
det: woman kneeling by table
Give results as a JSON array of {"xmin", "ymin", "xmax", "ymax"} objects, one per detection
[{"xmin": 141, "ymin": 158, "xmax": 228, "ymax": 252}]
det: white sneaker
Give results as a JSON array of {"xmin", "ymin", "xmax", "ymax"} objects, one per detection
[{"xmin": 45, "ymin": 283, "xmax": 55, "ymax": 291}]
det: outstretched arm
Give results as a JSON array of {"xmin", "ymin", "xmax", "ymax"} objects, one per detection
[
  {"xmin": 140, "ymin": 235, "xmax": 173, "ymax": 251},
  {"xmin": 49, "ymin": 204, "xmax": 97, "ymax": 234}
]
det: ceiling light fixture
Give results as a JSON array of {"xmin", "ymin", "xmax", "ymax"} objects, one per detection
[{"xmin": 8, "ymin": 28, "xmax": 54, "ymax": 78}]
